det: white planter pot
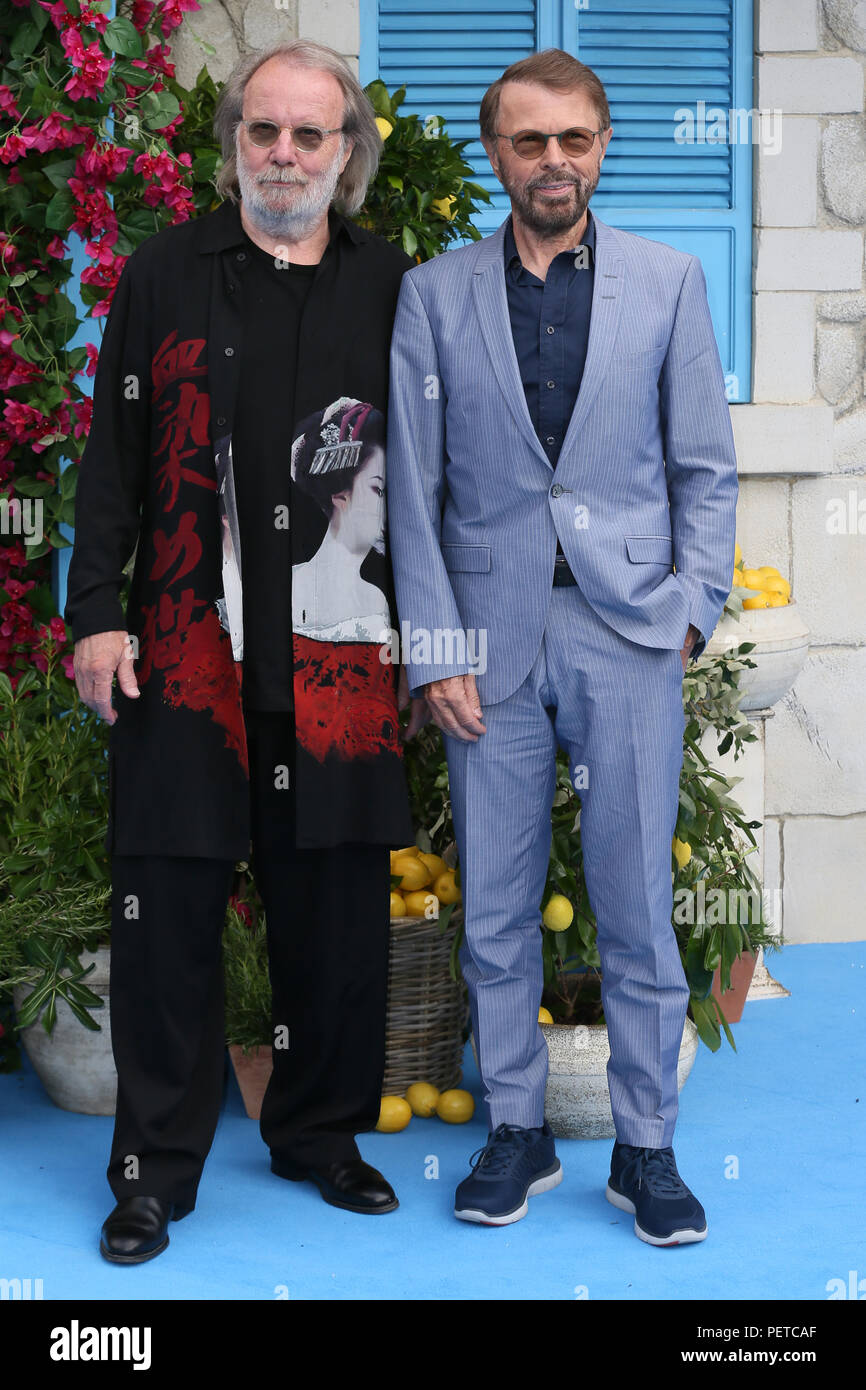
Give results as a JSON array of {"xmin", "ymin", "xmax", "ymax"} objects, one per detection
[
  {"xmin": 704, "ymin": 599, "xmax": 810, "ymax": 711},
  {"xmin": 13, "ymin": 945, "xmax": 117, "ymax": 1115},
  {"xmin": 471, "ymin": 1016, "xmax": 699, "ymax": 1140}
]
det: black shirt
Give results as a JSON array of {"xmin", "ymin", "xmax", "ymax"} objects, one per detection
[{"xmin": 231, "ymin": 233, "xmax": 317, "ymax": 710}]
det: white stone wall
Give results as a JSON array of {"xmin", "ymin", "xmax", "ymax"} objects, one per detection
[{"xmin": 169, "ymin": 0, "xmax": 866, "ymax": 945}]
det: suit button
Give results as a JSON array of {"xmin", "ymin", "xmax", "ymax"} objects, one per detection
[
  {"xmin": 236, "ymin": 251, "xmax": 246, "ymax": 262},
  {"xmin": 224, "ymin": 346, "xmax": 235, "ymax": 357},
  {"xmin": 551, "ymin": 484, "xmax": 564, "ymax": 497},
  {"xmin": 217, "ymin": 415, "xmax": 226, "ymax": 426}
]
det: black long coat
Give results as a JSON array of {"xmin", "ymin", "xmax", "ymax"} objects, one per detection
[{"xmin": 65, "ymin": 198, "xmax": 416, "ymax": 858}]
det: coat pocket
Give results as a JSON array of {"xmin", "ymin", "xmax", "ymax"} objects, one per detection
[
  {"xmin": 441, "ymin": 543, "xmax": 492, "ymax": 573},
  {"xmin": 625, "ymin": 535, "xmax": 673, "ymax": 565}
]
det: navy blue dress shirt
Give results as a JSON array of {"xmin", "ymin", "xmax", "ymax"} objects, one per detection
[{"xmin": 503, "ymin": 207, "xmax": 596, "ymax": 470}]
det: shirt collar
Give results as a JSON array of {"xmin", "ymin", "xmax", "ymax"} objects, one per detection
[
  {"xmin": 195, "ymin": 197, "xmax": 365, "ymax": 254},
  {"xmin": 503, "ymin": 206, "xmax": 595, "ymax": 273}
]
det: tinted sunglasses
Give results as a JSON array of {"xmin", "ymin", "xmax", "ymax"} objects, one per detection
[
  {"xmin": 495, "ymin": 127, "xmax": 605, "ymax": 159},
  {"xmin": 240, "ymin": 120, "xmax": 345, "ymax": 152}
]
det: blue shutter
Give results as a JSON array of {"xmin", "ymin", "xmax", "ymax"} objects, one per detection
[
  {"xmin": 361, "ymin": 0, "xmax": 752, "ymax": 400},
  {"xmin": 577, "ymin": 0, "xmax": 752, "ymax": 400}
]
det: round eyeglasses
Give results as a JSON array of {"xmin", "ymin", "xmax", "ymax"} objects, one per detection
[
  {"xmin": 495, "ymin": 127, "xmax": 606, "ymax": 159},
  {"xmin": 240, "ymin": 120, "xmax": 345, "ymax": 152}
]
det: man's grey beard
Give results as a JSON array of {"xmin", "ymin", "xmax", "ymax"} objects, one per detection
[
  {"xmin": 502, "ymin": 163, "xmax": 599, "ymax": 238},
  {"xmin": 235, "ymin": 136, "xmax": 346, "ymax": 241}
]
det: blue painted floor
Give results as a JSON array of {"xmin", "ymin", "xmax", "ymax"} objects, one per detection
[{"xmin": 1, "ymin": 942, "xmax": 863, "ymax": 1301}]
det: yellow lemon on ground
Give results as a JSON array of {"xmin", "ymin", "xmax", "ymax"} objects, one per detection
[
  {"xmin": 765, "ymin": 591, "xmax": 788, "ymax": 607},
  {"xmin": 390, "ymin": 891, "xmax": 406, "ymax": 918},
  {"xmin": 392, "ymin": 852, "xmax": 432, "ymax": 891},
  {"xmin": 743, "ymin": 591, "xmax": 771, "ymax": 609},
  {"xmin": 538, "ymin": 1006, "xmax": 554, "ymax": 1024},
  {"xmin": 435, "ymin": 1089, "xmax": 475, "ymax": 1124},
  {"xmin": 542, "ymin": 894, "xmax": 574, "ymax": 932},
  {"xmin": 376, "ymin": 1096, "xmax": 411, "ymax": 1132},
  {"xmin": 433, "ymin": 868, "xmax": 461, "ymax": 904},
  {"xmin": 403, "ymin": 889, "xmax": 439, "ymax": 918},
  {"xmin": 431, "ymin": 194, "xmax": 457, "ymax": 220},
  {"xmin": 734, "ymin": 542, "xmax": 743, "ymax": 568},
  {"xmin": 740, "ymin": 568, "xmax": 765, "ymax": 591},
  {"xmin": 375, "ymin": 117, "xmax": 394, "ymax": 141},
  {"xmin": 672, "ymin": 836, "xmax": 692, "ymax": 869},
  {"xmin": 406, "ymin": 1082, "xmax": 440, "ymax": 1117},
  {"xmin": 418, "ymin": 851, "xmax": 447, "ymax": 881}
]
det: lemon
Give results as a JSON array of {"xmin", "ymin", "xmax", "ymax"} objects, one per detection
[
  {"xmin": 433, "ymin": 868, "xmax": 461, "ymax": 904},
  {"xmin": 390, "ymin": 891, "xmax": 406, "ymax": 918},
  {"xmin": 538, "ymin": 1006, "xmax": 554, "ymax": 1024},
  {"xmin": 406, "ymin": 1082, "xmax": 440, "ymax": 1117},
  {"xmin": 732, "ymin": 569, "xmax": 744, "ymax": 587},
  {"xmin": 375, "ymin": 117, "xmax": 394, "ymax": 141},
  {"xmin": 740, "ymin": 568, "xmax": 765, "ymax": 591},
  {"xmin": 376, "ymin": 1095, "xmax": 411, "ymax": 1132},
  {"xmin": 403, "ymin": 889, "xmax": 439, "ymax": 918},
  {"xmin": 542, "ymin": 894, "xmax": 573, "ymax": 931},
  {"xmin": 431, "ymin": 194, "xmax": 457, "ymax": 220},
  {"xmin": 435, "ymin": 1089, "xmax": 475, "ymax": 1124},
  {"xmin": 765, "ymin": 591, "xmax": 788, "ymax": 607},
  {"xmin": 672, "ymin": 836, "xmax": 692, "ymax": 869},
  {"xmin": 734, "ymin": 542, "xmax": 743, "ymax": 568},
  {"xmin": 757, "ymin": 565, "xmax": 781, "ymax": 578},
  {"xmin": 742, "ymin": 592, "xmax": 771, "ymax": 609},
  {"xmin": 392, "ymin": 852, "xmax": 432, "ymax": 891},
  {"xmin": 418, "ymin": 851, "xmax": 447, "ymax": 881},
  {"xmin": 761, "ymin": 575, "xmax": 791, "ymax": 599}
]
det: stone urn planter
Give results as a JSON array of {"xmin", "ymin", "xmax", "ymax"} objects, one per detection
[
  {"xmin": 472, "ymin": 1016, "xmax": 699, "ymax": 1140},
  {"xmin": 12, "ymin": 945, "xmax": 117, "ymax": 1116},
  {"xmin": 704, "ymin": 599, "xmax": 810, "ymax": 711}
]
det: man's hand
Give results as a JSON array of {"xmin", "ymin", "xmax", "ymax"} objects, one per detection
[
  {"xmin": 397, "ymin": 664, "xmax": 430, "ymax": 741},
  {"xmin": 73, "ymin": 630, "xmax": 140, "ymax": 725},
  {"xmin": 423, "ymin": 673, "xmax": 486, "ymax": 742},
  {"xmin": 680, "ymin": 623, "xmax": 701, "ymax": 673}
]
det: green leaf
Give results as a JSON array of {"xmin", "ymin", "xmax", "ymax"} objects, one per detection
[
  {"xmin": 140, "ymin": 91, "xmax": 181, "ymax": 131},
  {"xmin": 401, "ymin": 225, "xmax": 418, "ymax": 257},
  {"xmin": 45, "ymin": 191, "xmax": 74, "ymax": 232},
  {"xmin": 10, "ymin": 23, "xmax": 41, "ymax": 58},
  {"xmin": 42, "ymin": 159, "xmax": 77, "ymax": 191},
  {"xmin": 104, "ymin": 17, "xmax": 143, "ymax": 58}
]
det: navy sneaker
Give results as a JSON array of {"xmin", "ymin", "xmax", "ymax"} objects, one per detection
[
  {"xmin": 606, "ymin": 1142, "xmax": 708, "ymax": 1245},
  {"xmin": 454, "ymin": 1121, "xmax": 563, "ymax": 1225}
]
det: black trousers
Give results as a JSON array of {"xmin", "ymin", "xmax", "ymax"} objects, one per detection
[{"xmin": 106, "ymin": 709, "xmax": 392, "ymax": 1214}]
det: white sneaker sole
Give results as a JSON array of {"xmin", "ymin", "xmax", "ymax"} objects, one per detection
[
  {"xmin": 605, "ymin": 1182, "xmax": 708, "ymax": 1245},
  {"xmin": 455, "ymin": 1161, "xmax": 564, "ymax": 1226}
]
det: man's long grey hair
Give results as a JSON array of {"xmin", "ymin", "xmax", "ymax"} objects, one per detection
[{"xmin": 213, "ymin": 40, "xmax": 381, "ymax": 215}]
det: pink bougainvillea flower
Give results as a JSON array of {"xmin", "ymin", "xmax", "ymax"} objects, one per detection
[
  {"xmin": 157, "ymin": 0, "xmax": 201, "ymax": 37},
  {"xmin": 0, "ymin": 133, "xmax": 30, "ymax": 164},
  {"xmin": 132, "ymin": 0, "xmax": 156, "ymax": 32},
  {"xmin": 0, "ymin": 85, "xmax": 20, "ymax": 120},
  {"xmin": 46, "ymin": 236, "xmax": 67, "ymax": 259},
  {"xmin": 62, "ymin": 37, "xmax": 112, "ymax": 103}
]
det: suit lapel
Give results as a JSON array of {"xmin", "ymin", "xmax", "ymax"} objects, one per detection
[{"xmin": 470, "ymin": 213, "xmax": 625, "ymax": 473}]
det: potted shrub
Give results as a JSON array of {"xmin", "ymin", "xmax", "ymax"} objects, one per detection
[
  {"xmin": 0, "ymin": 640, "xmax": 114, "ymax": 1113},
  {"xmin": 223, "ymin": 878, "xmax": 272, "ymax": 1120}
]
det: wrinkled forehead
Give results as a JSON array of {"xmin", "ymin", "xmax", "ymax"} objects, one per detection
[{"xmin": 242, "ymin": 59, "xmax": 345, "ymax": 125}]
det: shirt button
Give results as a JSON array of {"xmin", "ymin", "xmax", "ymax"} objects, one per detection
[
  {"xmin": 551, "ymin": 484, "xmax": 564, "ymax": 497},
  {"xmin": 227, "ymin": 283, "xmax": 236, "ymax": 293},
  {"xmin": 546, "ymin": 326, "xmax": 555, "ymax": 335},
  {"xmin": 236, "ymin": 251, "xmax": 246, "ymax": 262},
  {"xmin": 546, "ymin": 380, "xmax": 556, "ymax": 389},
  {"xmin": 224, "ymin": 346, "xmax": 235, "ymax": 357},
  {"xmin": 546, "ymin": 436, "xmax": 555, "ymax": 446}
]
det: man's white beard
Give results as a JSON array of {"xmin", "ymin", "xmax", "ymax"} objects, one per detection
[{"xmin": 236, "ymin": 136, "xmax": 346, "ymax": 241}]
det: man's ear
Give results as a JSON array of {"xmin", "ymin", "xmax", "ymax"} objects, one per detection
[
  {"xmin": 599, "ymin": 125, "xmax": 613, "ymax": 164},
  {"xmin": 339, "ymin": 135, "xmax": 354, "ymax": 175},
  {"xmin": 481, "ymin": 134, "xmax": 501, "ymax": 182}
]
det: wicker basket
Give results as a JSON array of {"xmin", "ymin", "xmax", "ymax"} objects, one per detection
[{"xmin": 382, "ymin": 907, "xmax": 467, "ymax": 1096}]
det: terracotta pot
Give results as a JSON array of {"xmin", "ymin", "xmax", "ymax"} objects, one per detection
[
  {"xmin": 711, "ymin": 950, "xmax": 758, "ymax": 1024},
  {"xmin": 228, "ymin": 1044, "xmax": 272, "ymax": 1119}
]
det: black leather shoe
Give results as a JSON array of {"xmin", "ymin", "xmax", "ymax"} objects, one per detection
[
  {"xmin": 99, "ymin": 1196, "xmax": 176, "ymax": 1264},
  {"xmin": 271, "ymin": 1155, "xmax": 399, "ymax": 1213}
]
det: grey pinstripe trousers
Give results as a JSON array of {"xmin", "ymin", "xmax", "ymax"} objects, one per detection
[{"xmin": 444, "ymin": 583, "xmax": 689, "ymax": 1148}]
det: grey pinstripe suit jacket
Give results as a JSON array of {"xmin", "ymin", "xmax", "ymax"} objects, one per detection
[{"xmin": 386, "ymin": 212, "xmax": 739, "ymax": 704}]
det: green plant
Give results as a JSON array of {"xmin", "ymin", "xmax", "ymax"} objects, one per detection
[
  {"xmin": 0, "ymin": 636, "xmax": 110, "ymax": 1032},
  {"xmin": 223, "ymin": 875, "xmax": 271, "ymax": 1054},
  {"xmin": 401, "ymin": 641, "xmax": 782, "ymax": 1053},
  {"xmin": 360, "ymin": 80, "xmax": 491, "ymax": 259}
]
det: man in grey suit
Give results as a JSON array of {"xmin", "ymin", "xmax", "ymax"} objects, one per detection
[{"xmin": 386, "ymin": 50, "xmax": 737, "ymax": 1243}]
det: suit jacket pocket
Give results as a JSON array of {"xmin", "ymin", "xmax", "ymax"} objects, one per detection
[
  {"xmin": 625, "ymin": 535, "xmax": 673, "ymax": 565},
  {"xmin": 441, "ymin": 543, "xmax": 492, "ymax": 573}
]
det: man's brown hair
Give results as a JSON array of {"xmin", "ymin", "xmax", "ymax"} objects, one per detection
[{"xmin": 480, "ymin": 49, "xmax": 611, "ymax": 143}]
